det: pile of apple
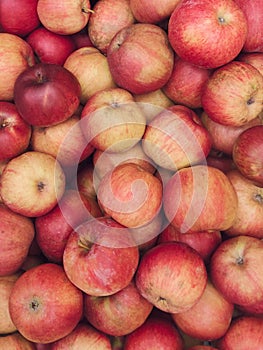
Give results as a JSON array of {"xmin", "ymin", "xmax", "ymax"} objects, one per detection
[{"xmin": 0, "ymin": 0, "xmax": 263, "ymax": 349}]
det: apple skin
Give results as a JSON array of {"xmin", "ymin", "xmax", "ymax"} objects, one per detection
[
  {"xmin": 206, "ymin": 153, "xmax": 236, "ymax": 174},
  {"xmin": 238, "ymin": 52, "xmax": 263, "ymax": 75},
  {"xmin": 232, "ymin": 125, "xmax": 263, "ymax": 186},
  {"xmin": 0, "ymin": 33, "xmax": 35, "ymax": 101},
  {"xmin": 75, "ymin": 160, "xmax": 97, "ymax": 199},
  {"xmin": 14, "ymin": 62, "xmax": 81, "ymax": 127},
  {"xmin": 26, "ymin": 27, "xmax": 76, "ymax": 66},
  {"xmin": 63, "ymin": 217, "xmax": 139, "ymax": 296},
  {"xmin": 171, "ymin": 280, "xmax": 234, "ymax": 341},
  {"xmin": 0, "ymin": 204, "xmax": 35, "ymax": 276},
  {"xmin": 123, "ymin": 316, "xmax": 184, "ymax": 350},
  {"xmin": 0, "ymin": 151, "xmax": 66, "ymax": 218},
  {"xmin": 70, "ymin": 29, "xmax": 94, "ymax": 49},
  {"xmin": 163, "ymin": 165, "xmax": 238, "ymax": 233},
  {"xmin": 107, "ymin": 23, "xmax": 174, "ymax": 94},
  {"xmin": 37, "ymin": 0, "xmax": 92, "ymax": 35},
  {"xmin": 225, "ymin": 170, "xmax": 263, "ymax": 238},
  {"xmin": 168, "ymin": 0, "xmax": 247, "ymax": 69},
  {"xmin": 135, "ymin": 242, "xmax": 207, "ymax": 313},
  {"xmin": 0, "ymin": 0, "xmax": 40, "ymax": 37},
  {"xmin": 187, "ymin": 347, "xmax": 218, "ymax": 350},
  {"xmin": 210, "ymin": 235, "xmax": 263, "ymax": 309},
  {"xmin": 0, "ymin": 332, "xmax": 37, "ymax": 349},
  {"xmin": 84, "ymin": 280, "xmax": 153, "ymax": 336},
  {"xmin": 88, "ymin": 0, "xmax": 135, "ymax": 54},
  {"xmin": 0, "ymin": 101, "xmax": 32, "ymax": 161},
  {"xmin": 201, "ymin": 61, "xmax": 263, "ymax": 127},
  {"xmin": 217, "ymin": 316, "xmax": 263, "ymax": 350}
]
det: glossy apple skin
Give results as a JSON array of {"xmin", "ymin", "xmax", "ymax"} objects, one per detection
[
  {"xmin": 168, "ymin": 0, "xmax": 247, "ymax": 69},
  {"xmin": 14, "ymin": 63, "xmax": 81, "ymax": 127},
  {"xmin": 9, "ymin": 263, "xmax": 84, "ymax": 344},
  {"xmin": 135, "ymin": 242, "xmax": 207, "ymax": 313},
  {"xmin": 0, "ymin": 101, "xmax": 31, "ymax": 161},
  {"xmin": 107, "ymin": 23, "xmax": 174, "ymax": 94},
  {"xmin": 232, "ymin": 125, "xmax": 263, "ymax": 186}
]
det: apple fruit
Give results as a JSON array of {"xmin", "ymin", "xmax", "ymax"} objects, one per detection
[
  {"xmin": 0, "ymin": 203, "xmax": 35, "ymax": 276},
  {"xmin": 0, "ymin": 151, "xmax": 66, "ymax": 217},
  {"xmin": 37, "ymin": 0, "xmax": 92, "ymax": 35},
  {"xmin": 123, "ymin": 315, "xmax": 184, "ymax": 350},
  {"xmin": 206, "ymin": 152, "xmax": 236, "ymax": 174},
  {"xmin": 188, "ymin": 347, "xmax": 218, "ymax": 350},
  {"xmin": 163, "ymin": 56, "xmax": 213, "ymax": 109},
  {"xmin": 64, "ymin": 46, "xmax": 116, "ymax": 104},
  {"xmin": 135, "ymin": 241, "xmax": 207, "ymax": 313},
  {"xmin": 107, "ymin": 23, "xmax": 174, "ymax": 94},
  {"xmin": 238, "ymin": 52, "xmax": 263, "ymax": 75},
  {"xmin": 171, "ymin": 280, "xmax": 234, "ymax": 341},
  {"xmin": 0, "ymin": 33, "xmax": 35, "ymax": 101},
  {"xmin": 0, "ymin": 101, "xmax": 32, "ymax": 161},
  {"xmin": 168, "ymin": 0, "xmax": 248, "ymax": 69},
  {"xmin": 84, "ymin": 280, "xmax": 153, "ymax": 336},
  {"xmin": 63, "ymin": 216, "xmax": 139, "ymax": 296},
  {"xmin": 9, "ymin": 263, "xmax": 84, "ymax": 344},
  {"xmin": 201, "ymin": 61, "xmax": 263, "ymax": 127},
  {"xmin": 74, "ymin": 159, "xmax": 97, "ymax": 199},
  {"xmin": 232, "ymin": 125, "xmax": 263, "ymax": 186},
  {"xmin": 80, "ymin": 87, "xmax": 146, "ymax": 153},
  {"xmin": 142, "ymin": 105, "xmax": 212, "ymax": 171},
  {"xmin": 225, "ymin": 169, "xmax": 263, "ymax": 238},
  {"xmin": 26, "ymin": 27, "xmax": 76, "ymax": 66},
  {"xmin": 97, "ymin": 162, "xmax": 163, "ymax": 228},
  {"xmin": 0, "ymin": 332, "xmax": 37, "ymax": 349},
  {"xmin": 13, "ymin": 62, "xmax": 81, "ymax": 127},
  {"xmin": 70, "ymin": 29, "xmax": 94, "ymax": 49},
  {"xmin": 88, "ymin": 0, "xmax": 135, "ymax": 54}
]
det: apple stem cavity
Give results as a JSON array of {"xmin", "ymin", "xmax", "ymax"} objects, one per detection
[
  {"xmin": 78, "ymin": 238, "xmax": 93, "ymax": 251},
  {"xmin": 254, "ymin": 193, "xmax": 263, "ymax": 204},
  {"xmin": 30, "ymin": 299, "xmax": 40, "ymax": 311},
  {"xmin": 236, "ymin": 256, "xmax": 244, "ymax": 265},
  {"xmin": 247, "ymin": 97, "xmax": 255, "ymax": 105},
  {"xmin": 37, "ymin": 181, "xmax": 46, "ymax": 192}
]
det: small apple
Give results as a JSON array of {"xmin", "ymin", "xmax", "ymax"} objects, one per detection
[
  {"xmin": 70, "ymin": 29, "xmax": 94, "ymax": 49},
  {"xmin": 75, "ymin": 160, "xmax": 97, "ymax": 199},
  {"xmin": 0, "ymin": 332, "xmax": 36, "ymax": 349},
  {"xmin": 238, "ymin": 52, "xmax": 263, "ymax": 76}
]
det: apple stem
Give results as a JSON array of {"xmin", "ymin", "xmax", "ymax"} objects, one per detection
[{"xmin": 78, "ymin": 238, "xmax": 93, "ymax": 251}]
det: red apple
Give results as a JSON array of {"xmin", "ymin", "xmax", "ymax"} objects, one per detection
[
  {"xmin": 238, "ymin": 52, "xmax": 263, "ymax": 76},
  {"xmin": 163, "ymin": 165, "xmax": 238, "ymax": 233},
  {"xmin": 70, "ymin": 29, "xmax": 94, "ymax": 49},
  {"xmin": 88, "ymin": 0, "xmax": 135, "ymax": 54},
  {"xmin": 206, "ymin": 152, "xmax": 236, "ymax": 174},
  {"xmin": 84, "ymin": 280, "xmax": 153, "ymax": 336},
  {"xmin": 26, "ymin": 27, "xmax": 76, "ymax": 65},
  {"xmin": 75, "ymin": 160, "xmax": 97, "ymax": 199},
  {"xmin": 0, "ymin": 332, "xmax": 36, "ymax": 349},
  {"xmin": 0, "ymin": 203, "xmax": 35, "ymax": 276},
  {"xmin": 135, "ymin": 242, "xmax": 207, "ymax": 313},
  {"xmin": 232, "ymin": 125, "xmax": 263, "ymax": 186},
  {"xmin": 0, "ymin": 151, "xmax": 66, "ymax": 217},
  {"xmin": 63, "ymin": 217, "xmax": 139, "ymax": 296},
  {"xmin": 14, "ymin": 62, "xmax": 81, "ymax": 127},
  {"xmin": 0, "ymin": 0, "xmax": 40, "ymax": 37},
  {"xmin": 0, "ymin": 33, "xmax": 35, "ymax": 101},
  {"xmin": 201, "ymin": 61, "xmax": 263, "ymax": 127},
  {"xmin": 37, "ymin": 0, "xmax": 92, "ymax": 35},
  {"xmin": 107, "ymin": 23, "xmax": 174, "ymax": 94},
  {"xmin": 188, "ymin": 347, "xmax": 218, "ymax": 350},
  {"xmin": 168, "ymin": 0, "xmax": 247, "ymax": 69},
  {"xmin": 0, "ymin": 101, "xmax": 31, "ymax": 161},
  {"xmin": 9, "ymin": 263, "xmax": 83, "ymax": 344}
]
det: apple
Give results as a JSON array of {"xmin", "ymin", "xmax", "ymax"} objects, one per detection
[
  {"xmin": 0, "ymin": 151, "xmax": 66, "ymax": 217},
  {"xmin": 206, "ymin": 152, "xmax": 236, "ymax": 174},
  {"xmin": 142, "ymin": 105, "xmax": 212, "ymax": 171},
  {"xmin": 123, "ymin": 316, "xmax": 184, "ymax": 350},
  {"xmin": 168, "ymin": 0, "xmax": 247, "ymax": 69},
  {"xmin": 74, "ymin": 159, "xmax": 97, "ymax": 199},
  {"xmin": 107, "ymin": 23, "xmax": 174, "ymax": 94},
  {"xmin": 217, "ymin": 316, "xmax": 263, "ymax": 349},
  {"xmin": 9, "ymin": 263, "xmax": 83, "ymax": 344},
  {"xmin": 37, "ymin": 0, "xmax": 92, "ymax": 35},
  {"xmin": 0, "ymin": 33, "xmax": 35, "ymax": 101},
  {"xmin": 13, "ymin": 62, "xmax": 81, "ymax": 127},
  {"xmin": 233, "ymin": 0, "xmax": 263, "ymax": 53},
  {"xmin": 26, "ymin": 27, "xmax": 76, "ymax": 66},
  {"xmin": 187, "ymin": 347, "xmax": 218, "ymax": 350},
  {"xmin": 80, "ymin": 87, "xmax": 146, "ymax": 153},
  {"xmin": 0, "ymin": 0, "xmax": 40, "ymax": 37},
  {"xmin": 64, "ymin": 46, "xmax": 116, "ymax": 105},
  {"xmin": 171, "ymin": 280, "xmax": 234, "ymax": 341},
  {"xmin": 225, "ymin": 169, "xmax": 263, "ymax": 238},
  {"xmin": 232, "ymin": 125, "xmax": 263, "ymax": 186},
  {"xmin": 84, "ymin": 280, "xmax": 153, "ymax": 336},
  {"xmin": 0, "ymin": 332, "xmax": 36, "ymax": 349},
  {"xmin": 135, "ymin": 242, "xmax": 207, "ymax": 313},
  {"xmin": 70, "ymin": 29, "xmax": 94, "ymax": 49},
  {"xmin": 201, "ymin": 61, "xmax": 263, "ymax": 127},
  {"xmin": 238, "ymin": 52, "xmax": 263, "ymax": 75},
  {"xmin": 129, "ymin": 0, "xmax": 181, "ymax": 24},
  {"xmin": 0, "ymin": 203, "xmax": 35, "ymax": 276},
  {"xmin": 63, "ymin": 216, "xmax": 139, "ymax": 296},
  {"xmin": 88, "ymin": 0, "xmax": 135, "ymax": 54},
  {"xmin": 97, "ymin": 162, "xmax": 163, "ymax": 228},
  {"xmin": 163, "ymin": 56, "xmax": 213, "ymax": 109},
  {"xmin": 0, "ymin": 101, "xmax": 32, "ymax": 161}
]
